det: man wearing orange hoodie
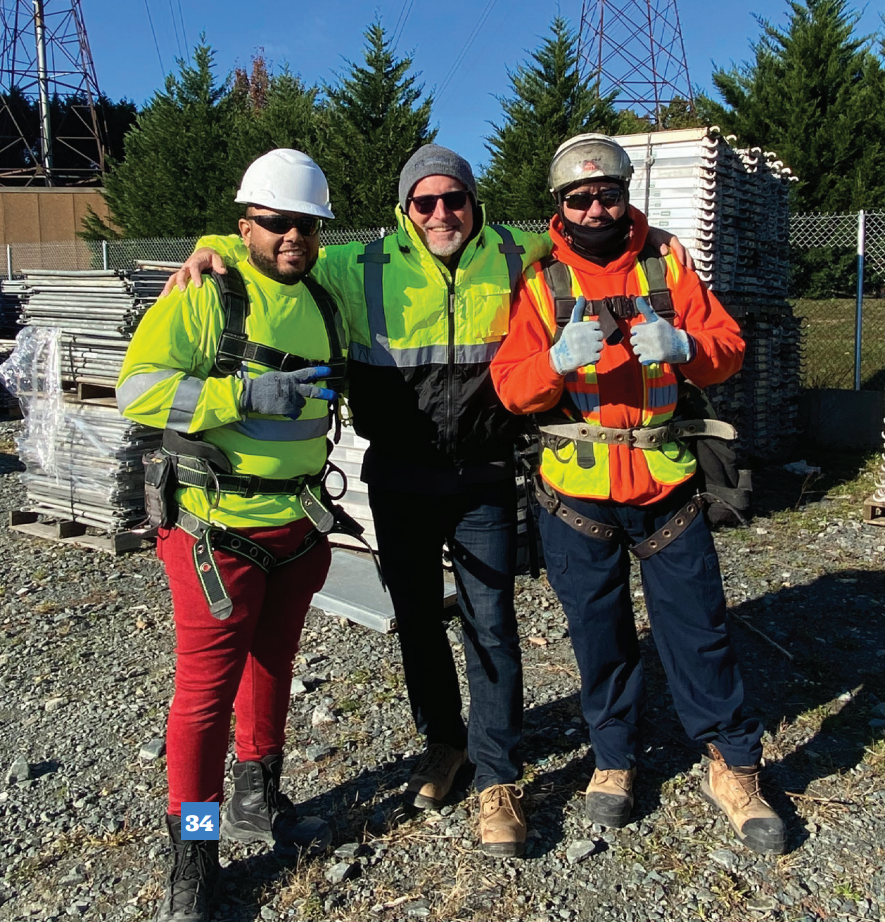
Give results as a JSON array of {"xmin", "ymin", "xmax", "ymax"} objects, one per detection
[{"xmin": 491, "ymin": 134, "xmax": 785, "ymax": 855}]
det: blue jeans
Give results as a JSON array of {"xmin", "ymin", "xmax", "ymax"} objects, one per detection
[
  {"xmin": 369, "ymin": 479, "xmax": 523, "ymax": 792},
  {"xmin": 539, "ymin": 485, "xmax": 762, "ymax": 769}
]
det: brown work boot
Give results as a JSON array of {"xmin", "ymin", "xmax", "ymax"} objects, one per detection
[
  {"xmin": 478, "ymin": 784, "xmax": 526, "ymax": 857},
  {"xmin": 701, "ymin": 744, "xmax": 785, "ymax": 855},
  {"xmin": 405, "ymin": 743, "xmax": 468, "ymax": 810},
  {"xmin": 584, "ymin": 767, "xmax": 636, "ymax": 827}
]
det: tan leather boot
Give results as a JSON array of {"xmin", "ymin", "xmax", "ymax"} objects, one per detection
[
  {"xmin": 405, "ymin": 743, "xmax": 468, "ymax": 810},
  {"xmin": 479, "ymin": 784, "xmax": 526, "ymax": 857},
  {"xmin": 584, "ymin": 767, "xmax": 636, "ymax": 827},
  {"xmin": 701, "ymin": 744, "xmax": 785, "ymax": 855}
]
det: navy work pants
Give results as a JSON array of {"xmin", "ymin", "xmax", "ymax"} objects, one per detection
[
  {"xmin": 539, "ymin": 485, "xmax": 762, "ymax": 769},
  {"xmin": 369, "ymin": 478, "xmax": 523, "ymax": 792}
]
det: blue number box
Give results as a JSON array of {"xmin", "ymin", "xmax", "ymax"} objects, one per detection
[{"xmin": 180, "ymin": 802, "xmax": 220, "ymax": 840}]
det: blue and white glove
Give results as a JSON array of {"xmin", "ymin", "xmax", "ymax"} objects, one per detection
[
  {"xmin": 630, "ymin": 297, "xmax": 694, "ymax": 365},
  {"xmin": 548, "ymin": 298, "xmax": 605, "ymax": 375},
  {"xmin": 241, "ymin": 366, "xmax": 336, "ymax": 419}
]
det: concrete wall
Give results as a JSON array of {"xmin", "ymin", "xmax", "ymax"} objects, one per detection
[{"xmin": 0, "ymin": 188, "xmax": 112, "ymax": 245}]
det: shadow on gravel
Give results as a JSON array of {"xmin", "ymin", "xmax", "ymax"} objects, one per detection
[
  {"xmin": 634, "ymin": 566, "xmax": 885, "ymax": 853},
  {"xmin": 0, "ymin": 450, "xmax": 24, "ymax": 474},
  {"xmin": 749, "ymin": 445, "xmax": 874, "ymax": 518}
]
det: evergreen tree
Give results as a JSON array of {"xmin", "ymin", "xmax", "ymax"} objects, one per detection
[
  {"xmin": 85, "ymin": 40, "xmax": 240, "ymax": 239},
  {"xmin": 705, "ymin": 0, "xmax": 885, "ymax": 215},
  {"xmin": 479, "ymin": 17, "xmax": 620, "ymax": 222},
  {"xmin": 321, "ymin": 20, "xmax": 435, "ymax": 227},
  {"xmin": 230, "ymin": 55, "xmax": 323, "ymax": 170}
]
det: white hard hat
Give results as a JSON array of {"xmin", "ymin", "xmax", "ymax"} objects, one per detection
[
  {"xmin": 235, "ymin": 149, "xmax": 334, "ymax": 219},
  {"xmin": 549, "ymin": 133, "xmax": 634, "ymax": 197}
]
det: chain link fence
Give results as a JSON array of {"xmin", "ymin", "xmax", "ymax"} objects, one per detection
[
  {"xmin": 2, "ymin": 212, "xmax": 882, "ymax": 392},
  {"xmin": 789, "ymin": 210, "xmax": 884, "ymax": 391}
]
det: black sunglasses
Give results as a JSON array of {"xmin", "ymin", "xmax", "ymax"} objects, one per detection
[
  {"xmin": 248, "ymin": 214, "xmax": 322, "ymax": 237},
  {"xmin": 562, "ymin": 188, "xmax": 625, "ymax": 210},
  {"xmin": 408, "ymin": 190, "xmax": 471, "ymax": 215}
]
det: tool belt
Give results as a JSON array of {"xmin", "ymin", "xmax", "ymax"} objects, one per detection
[
  {"xmin": 533, "ymin": 475, "xmax": 705, "ymax": 559},
  {"xmin": 537, "ymin": 415, "xmax": 737, "ymax": 454}
]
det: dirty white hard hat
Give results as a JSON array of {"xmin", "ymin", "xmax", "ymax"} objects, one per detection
[
  {"xmin": 549, "ymin": 133, "xmax": 634, "ymax": 197},
  {"xmin": 235, "ymin": 149, "xmax": 334, "ymax": 219}
]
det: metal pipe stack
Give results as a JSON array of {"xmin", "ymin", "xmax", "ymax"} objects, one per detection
[
  {"xmin": 617, "ymin": 127, "xmax": 801, "ymax": 460},
  {"xmin": 9, "ymin": 263, "xmax": 176, "ymax": 530}
]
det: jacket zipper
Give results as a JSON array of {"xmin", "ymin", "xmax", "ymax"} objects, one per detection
[{"xmin": 445, "ymin": 281, "xmax": 455, "ymax": 456}]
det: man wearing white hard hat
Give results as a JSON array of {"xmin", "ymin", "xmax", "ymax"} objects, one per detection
[{"xmin": 117, "ymin": 149, "xmax": 348, "ymax": 922}]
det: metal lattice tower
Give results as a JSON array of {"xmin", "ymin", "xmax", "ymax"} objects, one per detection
[
  {"xmin": 0, "ymin": 0, "xmax": 107, "ymax": 185},
  {"xmin": 577, "ymin": 0, "xmax": 694, "ymax": 124}
]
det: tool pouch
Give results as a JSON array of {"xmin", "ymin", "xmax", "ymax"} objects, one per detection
[{"xmin": 142, "ymin": 450, "xmax": 176, "ymax": 528}]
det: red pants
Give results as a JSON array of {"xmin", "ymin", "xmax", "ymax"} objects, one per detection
[{"xmin": 157, "ymin": 518, "xmax": 330, "ymax": 815}]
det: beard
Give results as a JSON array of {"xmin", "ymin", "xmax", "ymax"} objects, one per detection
[
  {"xmin": 248, "ymin": 244, "xmax": 317, "ymax": 285},
  {"xmin": 425, "ymin": 228, "xmax": 465, "ymax": 259}
]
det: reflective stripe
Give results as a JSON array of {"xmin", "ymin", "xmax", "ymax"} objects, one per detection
[
  {"xmin": 567, "ymin": 389, "xmax": 601, "ymax": 415},
  {"xmin": 166, "ymin": 375, "xmax": 206, "ymax": 432},
  {"xmin": 489, "ymin": 224, "xmax": 526, "ymax": 293},
  {"xmin": 224, "ymin": 414, "xmax": 330, "ymax": 442},
  {"xmin": 350, "ymin": 340, "xmax": 500, "ymax": 368},
  {"xmin": 359, "ymin": 238, "xmax": 392, "ymax": 360},
  {"xmin": 115, "ymin": 369, "xmax": 178, "ymax": 413},
  {"xmin": 647, "ymin": 381, "xmax": 677, "ymax": 410}
]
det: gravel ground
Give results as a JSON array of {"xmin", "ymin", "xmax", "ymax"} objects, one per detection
[{"xmin": 0, "ymin": 418, "xmax": 883, "ymax": 922}]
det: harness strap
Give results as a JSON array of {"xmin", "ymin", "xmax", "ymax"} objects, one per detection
[
  {"xmin": 176, "ymin": 509, "xmax": 323, "ymax": 620},
  {"xmin": 210, "ymin": 267, "xmax": 347, "ymax": 389},
  {"xmin": 534, "ymin": 476, "xmax": 706, "ymax": 559},
  {"xmin": 543, "ymin": 249, "xmax": 676, "ymax": 347},
  {"xmin": 173, "ymin": 460, "xmax": 321, "ymax": 497},
  {"xmin": 629, "ymin": 496, "xmax": 704, "ymax": 559},
  {"xmin": 533, "ymin": 476, "xmax": 620, "ymax": 543}
]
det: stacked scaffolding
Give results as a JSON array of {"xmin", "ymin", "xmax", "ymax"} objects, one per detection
[
  {"xmin": 617, "ymin": 127, "xmax": 801, "ymax": 459},
  {"xmin": 1, "ymin": 263, "xmax": 175, "ymax": 531}
]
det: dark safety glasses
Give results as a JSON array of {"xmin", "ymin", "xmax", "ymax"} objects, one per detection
[
  {"xmin": 249, "ymin": 214, "xmax": 322, "ymax": 237},
  {"xmin": 408, "ymin": 190, "xmax": 471, "ymax": 215},
  {"xmin": 562, "ymin": 188, "xmax": 625, "ymax": 211}
]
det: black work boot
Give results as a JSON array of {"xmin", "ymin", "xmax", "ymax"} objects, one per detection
[
  {"xmin": 221, "ymin": 754, "xmax": 331, "ymax": 853},
  {"xmin": 154, "ymin": 814, "xmax": 220, "ymax": 922}
]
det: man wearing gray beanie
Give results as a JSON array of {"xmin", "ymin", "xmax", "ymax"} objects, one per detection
[{"xmin": 169, "ymin": 141, "xmax": 689, "ymax": 859}]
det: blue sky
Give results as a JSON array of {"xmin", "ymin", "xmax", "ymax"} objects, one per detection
[{"xmin": 84, "ymin": 0, "xmax": 882, "ymax": 172}]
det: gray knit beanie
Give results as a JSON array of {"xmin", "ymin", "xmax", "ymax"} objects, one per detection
[{"xmin": 398, "ymin": 144, "xmax": 478, "ymax": 212}]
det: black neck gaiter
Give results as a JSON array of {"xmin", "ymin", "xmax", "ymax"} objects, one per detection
[{"xmin": 559, "ymin": 210, "xmax": 633, "ymax": 264}]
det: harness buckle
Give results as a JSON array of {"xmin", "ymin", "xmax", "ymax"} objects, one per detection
[{"xmin": 242, "ymin": 474, "xmax": 261, "ymax": 498}]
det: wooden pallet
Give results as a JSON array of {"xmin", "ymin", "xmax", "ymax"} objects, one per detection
[
  {"xmin": 8, "ymin": 510, "xmax": 144, "ymax": 554},
  {"xmin": 863, "ymin": 495, "xmax": 885, "ymax": 527}
]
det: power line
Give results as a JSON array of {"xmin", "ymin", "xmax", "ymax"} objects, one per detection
[
  {"xmin": 436, "ymin": 0, "xmax": 499, "ymax": 107},
  {"xmin": 143, "ymin": 0, "xmax": 165, "ymax": 77},
  {"xmin": 176, "ymin": 0, "xmax": 189, "ymax": 62},
  {"xmin": 391, "ymin": 0, "xmax": 414, "ymax": 48},
  {"xmin": 167, "ymin": 0, "xmax": 183, "ymax": 61},
  {"xmin": 391, "ymin": 0, "xmax": 409, "ymax": 46}
]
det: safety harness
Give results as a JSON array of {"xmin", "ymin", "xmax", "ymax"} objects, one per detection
[
  {"xmin": 143, "ymin": 267, "xmax": 379, "ymax": 618},
  {"xmin": 531, "ymin": 248, "xmax": 744, "ymax": 557}
]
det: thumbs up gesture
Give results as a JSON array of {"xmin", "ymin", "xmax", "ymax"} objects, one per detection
[
  {"xmin": 548, "ymin": 297, "xmax": 605, "ymax": 375},
  {"xmin": 629, "ymin": 297, "xmax": 694, "ymax": 365}
]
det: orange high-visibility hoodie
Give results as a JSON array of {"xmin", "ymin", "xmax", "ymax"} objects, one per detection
[{"xmin": 491, "ymin": 208, "xmax": 745, "ymax": 506}]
